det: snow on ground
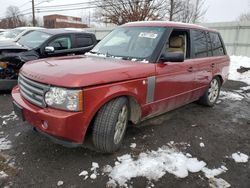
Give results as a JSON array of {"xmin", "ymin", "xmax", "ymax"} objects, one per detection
[
  {"xmin": 0, "ymin": 136, "xmax": 12, "ymax": 150},
  {"xmin": 79, "ymin": 170, "xmax": 88, "ymax": 176},
  {"xmin": 57, "ymin": 180, "xmax": 64, "ymax": 186},
  {"xmin": 229, "ymin": 56, "xmax": 250, "ymax": 85},
  {"xmin": 200, "ymin": 142, "xmax": 205, "ymax": 148},
  {"xmin": 0, "ymin": 171, "xmax": 8, "ymax": 179},
  {"xmin": 130, "ymin": 143, "xmax": 137, "ymax": 149},
  {"xmin": 231, "ymin": 152, "xmax": 249, "ymax": 163},
  {"xmin": 79, "ymin": 162, "xmax": 99, "ymax": 180},
  {"xmin": 0, "ymin": 111, "xmax": 18, "ymax": 126},
  {"xmin": 105, "ymin": 146, "xmax": 228, "ymax": 187},
  {"xmin": 240, "ymin": 86, "xmax": 250, "ymax": 91},
  {"xmin": 202, "ymin": 166, "xmax": 228, "ymax": 178},
  {"xmin": 74, "ymin": 142, "xmax": 249, "ymax": 187},
  {"xmin": 209, "ymin": 178, "xmax": 231, "ymax": 188},
  {"xmin": 219, "ymin": 91, "xmax": 244, "ymax": 101}
]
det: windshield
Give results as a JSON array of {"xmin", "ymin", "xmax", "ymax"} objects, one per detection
[
  {"xmin": 90, "ymin": 27, "xmax": 166, "ymax": 61},
  {"xmin": 18, "ymin": 30, "xmax": 51, "ymax": 49},
  {"xmin": 1, "ymin": 29, "xmax": 24, "ymax": 39}
]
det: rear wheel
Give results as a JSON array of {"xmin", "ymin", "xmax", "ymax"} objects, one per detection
[
  {"xmin": 92, "ymin": 97, "xmax": 129, "ymax": 153},
  {"xmin": 198, "ymin": 77, "xmax": 221, "ymax": 106}
]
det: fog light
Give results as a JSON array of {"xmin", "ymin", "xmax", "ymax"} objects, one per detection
[{"xmin": 42, "ymin": 121, "xmax": 48, "ymax": 129}]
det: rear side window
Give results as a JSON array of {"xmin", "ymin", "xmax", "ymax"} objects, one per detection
[
  {"xmin": 192, "ymin": 30, "xmax": 208, "ymax": 58},
  {"xmin": 209, "ymin": 32, "xmax": 225, "ymax": 56},
  {"xmin": 206, "ymin": 32, "xmax": 213, "ymax": 57},
  {"xmin": 76, "ymin": 34, "xmax": 93, "ymax": 48}
]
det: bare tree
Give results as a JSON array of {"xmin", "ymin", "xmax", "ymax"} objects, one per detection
[
  {"xmin": 238, "ymin": 12, "xmax": 250, "ymax": 21},
  {"xmin": 192, "ymin": 0, "xmax": 206, "ymax": 23},
  {"xmin": 178, "ymin": 0, "xmax": 194, "ymax": 23},
  {"xmin": 165, "ymin": 0, "xmax": 206, "ymax": 23},
  {"xmin": 95, "ymin": 0, "xmax": 207, "ymax": 25},
  {"xmin": 165, "ymin": 0, "xmax": 184, "ymax": 21},
  {"xmin": 95, "ymin": 0, "xmax": 166, "ymax": 25},
  {"xmin": 4, "ymin": 6, "xmax": 26, "ymax": 28}
]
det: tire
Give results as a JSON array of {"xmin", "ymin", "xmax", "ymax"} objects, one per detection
[
  {"xmin": 92, "ymin": 97, "xmax": 129, "ymax": 153},
  {"xmin": 198, "ymin": 77, "xmax": 221, "ymax": 107}
]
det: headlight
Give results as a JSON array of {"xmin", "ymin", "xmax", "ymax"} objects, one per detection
[{"xmin": 45, "ymin": 87, "xmax": 83, "ymax": 111}]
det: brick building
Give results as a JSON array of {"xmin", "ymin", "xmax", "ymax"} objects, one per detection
[{"xmin": 43, "ymin": 14, "xmax": 88, "ymax": 28}]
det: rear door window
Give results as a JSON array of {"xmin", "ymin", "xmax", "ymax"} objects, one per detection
[
  {"xmin": 192, "ymin": 30, "xmax": 208, "ymax": 58},
  {"xmin": 75, "ymin": 34, "xmax": 94, "ymax": 48},
  {"xmin": 209, "ymin": 32, "xmax": 225, "ymax": 56}
]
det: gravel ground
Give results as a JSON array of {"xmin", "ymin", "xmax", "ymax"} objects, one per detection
[{"xmin": 0, "ymin": 80, "xmax": 249, "ymax": 188}]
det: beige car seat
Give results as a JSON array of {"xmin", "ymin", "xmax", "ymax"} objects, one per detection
[{"xmin": 166, "ymin": 36, "xmax": 185, "ymax": 53}]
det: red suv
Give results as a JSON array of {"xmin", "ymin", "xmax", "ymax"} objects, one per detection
[{"xmin": 12, "ymin": 21, "xmax": 230, "ymax": 153}]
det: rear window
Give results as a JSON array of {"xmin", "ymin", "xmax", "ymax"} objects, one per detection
[
  {"xmin": 76, "ymin": 34, "xmax": 93, "ymax": 48},
  {"xmin": 192, "ymin": 30, "xmax": 208, "ymax": 58},
  {"xmin": 209, "ymin": 32, "xmax": 225, "ymax": 56}
]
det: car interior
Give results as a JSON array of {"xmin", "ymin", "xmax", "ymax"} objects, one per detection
[{"xmin": 165, "ymin": 30, "xmax": 189, "ymax": 59}]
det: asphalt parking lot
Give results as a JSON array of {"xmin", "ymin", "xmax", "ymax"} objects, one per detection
[{"xmin": 0, "ymin": 80, "xmax": 250, "ymax": 188}]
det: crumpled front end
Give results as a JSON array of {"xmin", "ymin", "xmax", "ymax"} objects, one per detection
[{"xmin": 0, "ymin": 50, "xmax": 39, "ymax": 90}]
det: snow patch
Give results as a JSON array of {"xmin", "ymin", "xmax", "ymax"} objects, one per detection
[
  {"xmin": 57, "ymin": 181, "xmax": 63, "ymax": 186},
  {"xmin": 15, "ymin": 132, "xmax": 21, "ymax": 137},
  {"xmin": 140, "ymin": 59, "xmax": 149, "ymax": 64},
  {"xmin": 0, "ymin": 171, "xmax": 8, "ymax": 179},
  {"xmin": 220, "ymin": 91, "xmax": 244, "ymax": 101},
  {"xmin": 79, "ymin": 162, "xmax": 100, "ymax": 180},
  {"xmin": 209, "ymin": 177, "xmax": 231, "ymax": 188},
  {"xmin": 130, "ymin": 143, "xmax": 136, "ymax": 149},
  {"xmin": 229, "ymin": 56, "xmax": 250, "ymax": 85},
  {"xmin": 0, "ymin": 137, "xmax": 12, "ymax": 150},
  {"xmin": 202, "ymin": 166, "xmax": 228, "ymax": 178},
  {"xmin": 240, "ymin": 86, "xmax": 250, "ymax": 91},
  {"xmin": 85, "ymin": 52, "xmax": 107, "ymax": 58},
  {"xmin": 200, "ymin": 142, "xmax": 205, "ymax": 148},
  {"xmin": 107, "ymin": 146, "xmax": 209, "ymax": 187},
  {"xmin": 0, "ymin": 111, "xmax": 18, "ymax": 126},
  {"xmin": 231, "ymin": 152, "xmax": 249, "ymax": 163},
  {"xmin": 103, "ymin": 165, "xmax": 113, "ymax": 173},
  {"xmin": 90, "ymin": 174, "xmax": 97, "ymax": 179},
  {"xmin": 79, "ymin": 170, "xmax": 88, "ymax": 176},
  {"xmin": 91, "ymin": 162, "xmax": 99, "ymax": 172}
]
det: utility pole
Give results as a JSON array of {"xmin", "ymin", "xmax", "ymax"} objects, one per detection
[
  {"xmin": 32, "ymin": 0, "xmax": 36, "ymax": 26},
  {"xmin": 169, "ymin": 0, "xmax": 173, "ymax": 21}
]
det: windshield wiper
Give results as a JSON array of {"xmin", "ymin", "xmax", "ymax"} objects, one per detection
[
  {"xmin": 105, "ymin": 51, "xmax": 112, "ymax": 57},
  {"xmin": 16, "ymin": 42, "xmax": 27, "ymax": 48},
  {"xmin": 88, "ymin": 51, "xmax": 97, "ymax": 54}
]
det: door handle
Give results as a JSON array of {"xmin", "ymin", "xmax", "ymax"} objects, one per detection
[
  {"xmin": 211, "ymin": 63, "xmax": 215, "ymax": 68},
  {"xmin": 187, "ymin": 66, "xmax": 193, "ymax": 72}
]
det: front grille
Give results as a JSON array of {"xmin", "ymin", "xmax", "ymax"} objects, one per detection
[{"xmin": 18, "ymin": 74, "xmax": 50, "ymax": 108}]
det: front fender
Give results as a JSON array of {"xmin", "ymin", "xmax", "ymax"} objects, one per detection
[{"xmin": 82, "ymin": 78, "xmax": 147, "ymax": 135}]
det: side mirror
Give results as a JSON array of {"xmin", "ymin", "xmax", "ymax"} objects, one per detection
[
  {"xmin": 45, "ymin": 46, "xmax": 55, "ymax": 53},
  {"xmin": 160, "ymin": 52, "xmax": 184, "ymax": 63}
]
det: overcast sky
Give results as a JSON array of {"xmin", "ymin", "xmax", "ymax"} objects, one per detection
[{"xmin": 0, "ymin": 0, "xmax": 250, "ymax": 24}]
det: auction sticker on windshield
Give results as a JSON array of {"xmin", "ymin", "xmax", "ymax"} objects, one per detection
[{"xmin": 139, "ymin": 32, "xmax": 158, "ymax": 39}]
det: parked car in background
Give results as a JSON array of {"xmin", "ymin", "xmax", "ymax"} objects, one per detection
[
  {"xmin": 0, "ymin": 27, "xmax": 43, "ymax": 42},
  {"xmin": 12, "ymin": 21, "xmax": 230, "ymax": 153},
  {"xmin": 0, "ymin": 29, "xmax": 97, "ymax": 90}
]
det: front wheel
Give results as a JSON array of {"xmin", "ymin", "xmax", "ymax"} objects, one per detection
[
  {"xmin": 198, "ymin": 77, "xmax": 221, "ymax": 107},
  {"xmin": 92, "ymin": 97, "xmax": 129, "ymax": 153}
]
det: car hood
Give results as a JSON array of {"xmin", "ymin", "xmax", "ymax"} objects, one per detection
[
  {"xmin": 20, "ymin": 55, "xmax": 155, "ymax": 88},
  {"xmin": 0, "ymin": 41, "xmax": 28, "ymax": 51}
]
